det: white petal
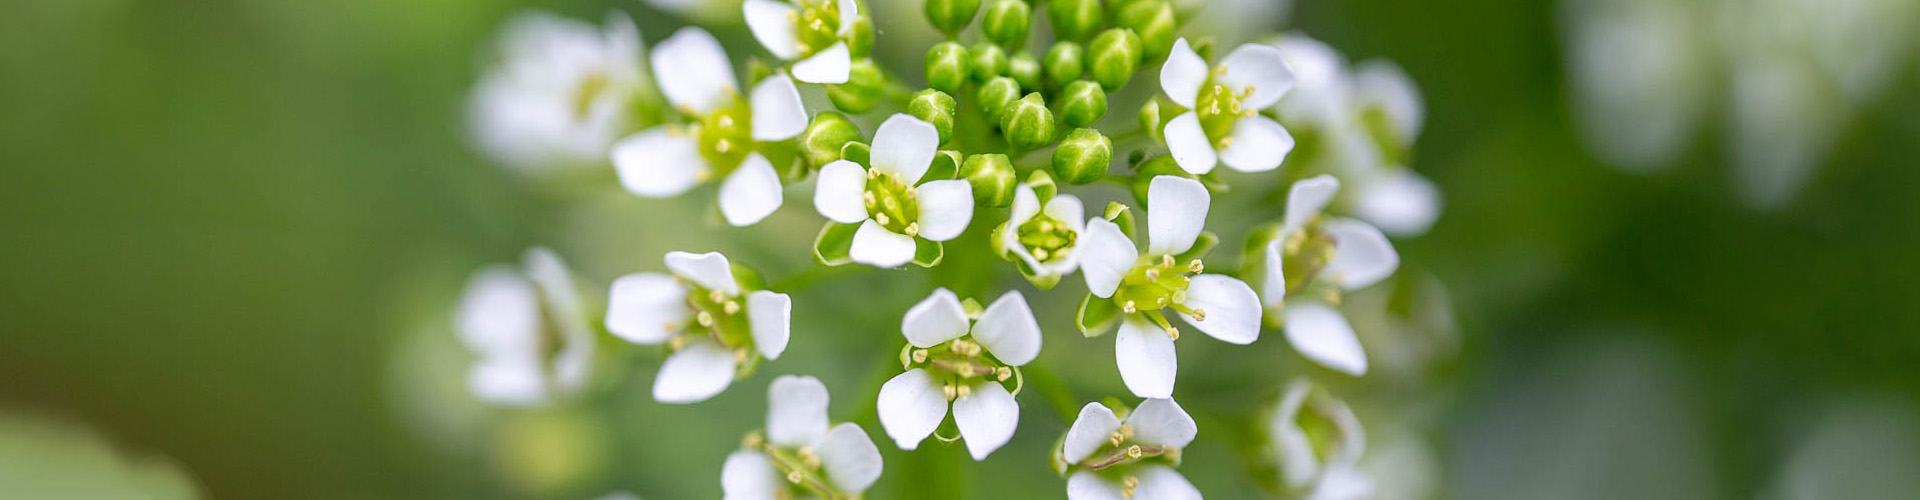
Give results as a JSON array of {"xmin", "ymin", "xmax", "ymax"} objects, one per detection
[
  {"xmin": 651, "ymin": 27, "xmax": 738, "ymax": 114},
  {"xmin": 1116, "ymin": 316, "xmax": 1177, "ymax": 399},
  {"xmin": 1163, "ymin": 112, "xmax": 1218, "ymax": 175},
  {"xmin": 813, "ymin": 160, "xmax": 871, "ymax": 224},
  {"xmin": 664, "ymin": 251, "xmax": 740, "ymax": 295},
  {"xmin": 1283, "ymin": 302, "xmax": 1368, "ymax": 376},
  {"xmin": 1160, "ymin": 38, "xmax": 1209, "ymax": 108},
  {"xmin": 1062, "ymin": 403, "xmax": 1123, "ymax": 464},
  {"xmin": 915, "ymin": 180, "xmax": 974, "ymax": 241},
  {"xmin": 849, "ymin": 220, "xmax": 916, "ymax": 268},
  {"xmin": 1283, "ymin": 175, "xmax": 1341, "ymax": 235},
  {"xmin": 869, "ymin": 114, "xmax": 938, "ymax": 184},
  {"xmin": 1134, "ymin": 465, "xmax": 1204, "ymax": 500},
  {"xmin": 812, "ymin": 423, "xmax": 883, "ymax": 494},
  {"xmin": 1125, "ymin": 398, "xmax": 1197, "ymax": 449},
  {"xmin": 876, "ymin": 369, "xmax": 950, "ymax": 450},
  {"xmin": 836, "ymin": 0, "xmax": 859, "ymax": 34},
  {"xmin": 767, "ymin": 375, "xmax": 831, "ymax": 447},
  {"xmin": 749, "ymin": 75, "xmax": 808, "ymax": 141},
  {"xmin": 743, "ymin": 0, "xmax": 802, "ymax": 59},
  {"xmin": 1217, "ymin": 43, "xmax": 1296, "ymax": 109},
  {"xmin": 1261, "ymin": 239, "xmax": 1287, "ymax": 307},
  {"xmin": 747, "ymin": 291, "xmax": 791, "ymax": 359},
  {"xmin": 1177, "ymin": 275, "xmax": 1261, "ymax": 345},
  {"xmin": 1008, "ymin": 183, "xmax": 1041, "ymax": 224},
  {"xmin": 791, "ymin": 43, "xmax": 853, "ymax": 84},
  {"xmin": 952, "ymin": 381, "xmax": 1019, "ymax": 460},
  {"xmin": 1080, "ymin": 218, "xmax": 1139, "ymax": 298},
  {"xmin": 456, "ymin": 266, "xmax": 539, "ymax": 355},
  {"xmin": 972, "ymin": 291, "xmax": 1042, "ymax": 366},
  {"xmin": 612, "ymin": 128, "xmax": 707, "ymax": 197},
  {"xmin": 1068, "ymin": 472, "xmax": 1129, "ymax": 500},
  {"xmin": 605, "ymin": 273, "xmax": 689, "ymax": 344},
  {"xmin": 721, "ymin": 450, "xmax": 782, "ymax": 500},
  {"xmin": 1355, "ymin": 60, "xmax": 1424, "ymax": 143},
  {"xmin": 1309, "ymin": 464, "xmax": 1376, "ymax": 500},
  {"xmin": 1044, "ymin": 194, "xmax": 1086, "ymax": 229},
  {"xmin": 653, "ymin": 339, "xmax": 739, "ymax": 403},
  {"xmin": 1146, "ymin": 175, "xmax": 1210, "ymax": 256},
  {"xmin": 469, "ymin": 357, "xmax": 547, "ymax": 406},
  {"xmin": 1353, "ymin": 169, "xmax": 1441, "ymax": 237},
  {"xmin": 1324, "ymin": 218, "xmax": 1399, "ymax": 291},
  {"xmin": 719, "ymin": 154, "xmax": 785, "ymax": 226},
  {"xmin": 901, "ymin": 288, "xmax": 970, "ymax": 347},
  {"xmin": 1218, "ymin": 116, "xmax": 1294, "ymax": 173}
]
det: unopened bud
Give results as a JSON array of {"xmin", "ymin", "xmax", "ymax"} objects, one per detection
[
  {"xmin": 1052, "ymin": 128, "xmax": 1112, "ymax": 185},
  {"xmin": 923, "ymin": 0, "xmax": 982, "ymax": 35},
  {"xmin": 827, "ymin": 59, "xmax": 884, "ymax": 113},
  {"xmin": 961, "ymin": 153, "xmax": 1017, "ymax": 207},
  {"xmin": 1115, "ymin": 0, "xmax": 1177, "ymax": 60},
  {"xmin": 976, "ymin": 76, "xmax": 1021, "ymax": 122},
  {"xmin": 969, "ymin": 43, "xmax": 1008, "ymax": 81},
  {"xmin": 1001, "ymin": 93, "xmax": 1055, "ymax": 150},
  {"xmin": 1139, "ymin": 100, "xmax": 1164, "ymax": 142},
  {"xmin": 1044, "ymin": 42, "xmax": 1085, "ymax": 85},
  {"xmin": 799, "ymin": 112, "xmax": 862, "ymax": 168},
  {"xmin": 1059, "ymin": 80, "xmax": 1108, "ymax": 128},
  {"xmin": 1008, "ymin": 51, "xmax": 1042, "ymax": 91},
  {"xmin": 925, "ymin": 42, "xmax": 970, "ymax": 94},
  {"xmin": 848, "ymin": 16, "xmax": 874, "ymax": 57},
  {"xmin": 1088, "ymin": 28, "xmax": 1143, "ymax": 91},
  {"xmin": 981, "ymin": 0, "xmax": 1031, "ymax": 50},
  {"xmin": 909, "ymin": 89, "xmax": 957, "ymax": 143},
  {"xmin": 1047, "ymin": 0, "xmax": 1105, "ymax": 41}
]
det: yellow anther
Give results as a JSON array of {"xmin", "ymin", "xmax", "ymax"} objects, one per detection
[
  {"xmin": 868, "ymin": 168, "xmax": 880, "ymax": 178},
  {"xmin": 1126, "ymin": 445, "xmax": 1143, "ymax": 458},
  {"xmin": 709, "ymin": 290, "xmax": 726, "ymax": 303},
  {"xmin": 1190, "ymin": 308, "xmax": 1207, "ymax": 322},
  {"xmin": 1161, "ymin": 254, "xmax": 1175, "ymax": 268},
  {"xmin": 943, "ymin": 384, "xmax": 958, "ymax": 400},
  {"xmin": 864, "ymin": 191, "xmax": 876, "ymax": 207},
  {"xmin": 668, "ymin": 335, "xmax": 686, "ymax": 351},
  {"xmin": 724, "ymin": 301, "xmax": 741, "ymax": 315},
  {"xmin": 904, "ymin": 222, "xmax": 919, "ymax": 237},
  {"xmin": 1154, "ymin": 296, "xmax": 1167, "ymax": 307},
  {"xmin": 743, "ymin": 431, "xmax": 764, "ymax": 449},
  {"xmin": 1053, "ymin": 247, "xmax": 1071, "ymax": 259},
  {"xmin": 1122, "ymin": 300, "xmax": 1137, "ymax": 314},
  {"xmin": 904, "ymin": 186, "xmax": 918, "ymax": 199},
  {"xmin": 996, "ymin": 366, "xmax": 1012, "ymax": 381},
  {"xmin": 875, "ymin": 213, "xmax": 890, "ymax": 225},
  {"xmin": 734, "ymin": 349, "xmax": 749, "ymax": 363},
  {"xmin": 1165, "ymin": 327, "xmax": 1180, "ymax": 340},
  {"xmin": 1188, "ymin": 259, "xmax": 1205, "ymax": 273},
  {"xmin": 798, "ymin": 447, "xmax": 821, "ymax": 469},
  {"xmin": 883, "ymin": 197, "xmax": 897, "ymax": 211},
  {"xmin": 715, "ymin": 139, "xmax": 733, "ymax": 153},
  {"xmin": 697, "ymin": 311, "xmax": 714, "ymax": 327},
  {"xmin": 1037, "ymin": 220, "xmax": 1054, "ymax": 232},
  {"xmin": 1171, "ymin": 290, "xmax": 1187, "ymax": 304},
  {"xmin": 1324, "ymin": 288, "xmax": 1342, "ymax": 306},
  {"xmin": 1145, "ymin": 268, "xmax": 1160, "ymax": 281},
  {"xmin": 1124, "ymin": 475, "xmax": 1141, "ymax": 489},
  {"xmin": 787, "ymin": 470, "xmax": 805, "ymax": 484},
  {"xmin": 1218, "ymin": 137, "xmax": 1234, "ymax": 149},
  {"xmin": 955, "ymin": 384, "xmax": 972, "ymax": 398},
  {"xmin": 912, "ymin": 349, "xmax": 929, "ymax": 363},
  {"xmin": 1033, "ymin": 247, "xmax": 1051, "ymax": 260}
]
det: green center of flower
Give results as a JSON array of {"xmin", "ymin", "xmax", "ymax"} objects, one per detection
[
  {"xmin": 668, "ymin": 284, "xmax": 756, "ymax": 362},
  {"xmin": 863, "ymin": 171, "xmax": 921, "ymax": 235},
  {"xmin": 1016, "ymin": 215, "xmax": 1078, "ymax": 263},
  {"xmin": 1293, "ymin": 401, "xmax": 1344, "ymax": 464},
  {"xmin": 1194, "ymin": 72, "xmax": 1256, "ymax": 149},
  {"xmin": 573, "ymin": 72, "xmax": 611, "ymax": 121},
  {"xmin": 698, "ymin": 98, "xmax": 755, "ymax": 175},
  {"xmin": 744, "ymin": 433, "xmax": 842, "ymax": 500},
  {"xmin": 901, "ymin": 336, "xmax": 1018, "ymax": 400},
  {"xmin": 1277, "ymin": 224, "xmax": 1339, "ymax": 301},
  {"xmin": 1114, "ymin": 253, "xmax": 1208, "ymax": 316},
  {"xmin": 1073, "ymin": 419, "xmax": 1184, "ymax": 498},
  {"xmin": 793, "ymin": 0, "xmax": 844, "ymax": 56}
]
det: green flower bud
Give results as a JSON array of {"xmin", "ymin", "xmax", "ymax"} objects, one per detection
[
  {"xmin": 1115, "ymin": 0, "xmax": 1177, "ymax": 60},
  {"xmin": 977, "ymin": 76, "xmax": 1021, "ymax": 122},
  {"xmin": 969, "ymin": 43, "xmax": 1009, "ymax": 82},
  {"xmin": 1008, "ymin": 51, "xmax": 1042, "ymax": 92},
  {"xmin": 960, "ymin": 153, "xmax": 1018, "ymax": 207},
  {"xmin": 909, "ymin": 90, "xmax": 957, "ymax": 144},
  {"xmin": 799, "ymin": 112, "xmax": 863, "ymax": 168},
  {"xmin": 982, "ymin": 0, "xmax": 1032, "ymax": 49},
  {"xmin": 1059, "ymin": 80, "xmax": 1108, "ymax": 128},
  {"xmin": 1001, "ymin": 93, "xmax": 1055, "ymax": 150},
  {"xmin": 1053, "ymin": 128, "xmax": 1112, "ymax": 185},
  {"xmin": 1130, "ymin": 156, "xmax": 1191, "ymax": 207},
  {"xmin": 924, "ymin": 0, "xmax": 982, "ymax": 35},
  {"xmin": 1088, "ymin": 28, "xmax": 1142, "ymax": 91},
  {"xmin": 924, "ymin": 42, "xmax": 971, "ymax": 94},
  {"xmin": 849, "ymin": 16, "xmax": 875, "ymax": 57},
  {"xmin": 1139, "ymin": 99, "xmax": 1163, "ymax": 142},
  {"xmin": 1048, "ymin": 0, "xmax": 1105, "ymax": 41},
  {"xmin": 828, "ymin": 59, "xmax": 884, "ymax": 113},
  {"xmin": 1045, "ymin": 42, "xmax": 1085, "ymax": 85}
]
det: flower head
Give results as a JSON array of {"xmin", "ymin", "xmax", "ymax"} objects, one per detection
[
  {"xmin": 612, "ymin": 27, "xmax": 810, "ymax": 227},
  {"xmin": 877, "ymin": 289, "xmax": 1042, "ymax": 460},
  {"xmin": 1057, "ymin": 399, "xmax": 1202, "ymax": 500},
  {"xmin": 1159, "ymin": 38, "xmax": 1297, "ymax": 175},
  {"xmin": 1256, "ymin": 175, "xmax": 1399, "ymax": 376},
  {"xmin": 725, "ymin": 375, "xmax": 883, "ymax": 500},
  {"xmin": 454, "ymin": 248, "xmax": 595, "ymax": 406},
  {"xmin": 469, "ymin": 12, "xmax": 650, "ymax": 173},
  {"xmin": 813, "ymin": 114, "xmax": 975, "ymax": 268},
  {"xmin": 1269, "ymin": 379, "xmax": 1367, "ymax": 498},
  {"xmin": 996, "ymin": 182, "xmax": 1087, "ymax": 286},
  {"xmin": 605, "ymin": 251, "xmax": 792, "ymax": 404},
  {"xmin": 743, "ymin": 0, "xmax": 862, "ymax": 84}
]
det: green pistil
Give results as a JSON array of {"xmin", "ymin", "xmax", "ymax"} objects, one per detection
[
  {"xmin": 747, "ymin": 432, "xmax": 841, "ymax": 500},
  {"xmin": 1073, "ymin": 422, "xmax": 1184, "ymax": 498},
  {"xmin": 863, "ymin": 171, "xmax": 921, "ymax": 235},
  {"xmin": 1280, "ymin": 224, "xmax": 1338, "ymax": 297},
  {"xmin": 1111, "ymin": 254, "xmax": 1206, "ymax": 321},
  {"xmin": 794, "ymin": 0, "xmax": 843, "ymax": 56},
  {"xmin": 698, "ymin": 98, "xmax": 754, "ymax": 176},
  {"xmin": 1016, "ymin": 215, "xmax": 1078, "ymax": 263},
  {"xmin": 677, "ymin": 285, "xmax": 754, "ymax": 356},
  {"xmin": 1194, "ymin": 74, "xmax": 1256, "ymax": 149}
]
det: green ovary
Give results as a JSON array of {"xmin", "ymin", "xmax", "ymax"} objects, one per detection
[
  {"xmin": 1111, "ymin": 254, "xmax": 1196, "ymax": 315},
  {"xmin": 698, "ymin": 100, "xmax": 754, "ymax": 176},
  {"xmin": 863, "ymin": 172, "xmax": 921, "ymax": 235}
]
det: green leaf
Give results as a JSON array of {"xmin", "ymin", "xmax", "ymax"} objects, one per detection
[
  {"xmin": 1077, "ymin": 293, "xmax": 1121, "ymax": 337},
  {"xmin": 841, "ymin": 141, "xmax": 871, "ymax": 166},
  {"xmin": 1104, "ymin": 202, "xmax": 1137, "ymax": 241},
  {"xmin": 913, "ymin": 239, "xmax": 945, "ymax": 267},
  {"xmin": 1174, "ymin": 231, "xmax": 1218, "ymax": 265},
  {"xmin": 926, "ymin": 150, "xmax": 963, "ymax": 181},
  {"xmin": 814, "ymin": 222, "xmax": 859, "ymax": 266}
]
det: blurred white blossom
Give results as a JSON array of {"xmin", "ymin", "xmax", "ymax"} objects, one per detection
[
  {"xmin": 469, "ymin": 12, "xmax": 650, "ymax": 174},
  {"xmin": 454, "ymin": 248, "xmax": 595, "ymax": 407}
]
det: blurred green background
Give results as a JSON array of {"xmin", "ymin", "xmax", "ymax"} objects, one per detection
[{"xmin": 3, "ymin": 0, "xmax": 1918, "ymax": 499}]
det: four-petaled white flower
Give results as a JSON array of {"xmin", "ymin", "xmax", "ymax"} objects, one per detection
[
  {"xmin": 997, "ymin": 183, "xmax": 1087, "ymax": 284},
  {"xmin": 605, "ymin": 251, "xmax": 792, "ymax": 404},
  {"xmin": 724, "ymin": 375, "xmax": 883, "ymax": 500},
  {"xmin": 1059, "ymin": 399, "xmax": 1203, "ymax": 500},
  {"xmin": 1259, "ymin": 175, "xmax": 1399, "ymax": 376},
  {"xmin": 469, "ymin": 12, "xmax": 648, "ymax": 173},
  {"xmin": 1080, "ymin": 176, "xmax": 1263, "ymax": 398},
  {"xmin": 454, "ymin": 248, "xmax": 595, "ymax": 407},
  {"xmin": 1159, "ymin": 37, "xmax": 1298, "ymax": 175},
  {"xmin": 877, "ymin": 289, "xmax": 1042, "ymax": 460},
  {"xmin": 1269, "ymin": 379, "xmax": 1368, "ymax": 500},
  {"xmin": 612, "ymin": 27, "xmax": 810, "ymax": 227},
  {"xmin": 813, "ymin": 114, "xmax": 975, "ymax": 268},
  {"xmin": 743, "ymin": 0, "xmax": 861, "ymax": 84}
]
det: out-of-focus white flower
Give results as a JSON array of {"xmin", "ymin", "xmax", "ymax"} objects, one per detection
[
  {"xmin": 877, "ymin": 289, "xmax": 1041, "ymax": 460},
  {"xmin": 1560, "ymin": 0, "xmax": 1712, "ymax": 171},
  {"xmin": 1258, "ymin": 175, "xmax": 1399, "ymax": 376},
  {"xmin": 1759, "ymin": 398, "xmax": 1920, "ymax": 500},
  {"xmin": 469, "ymin": 12, "xmax": 650, "ymax": 174},
  {"xmin": 1081, "ymin": 176, "xmax": 1262, "ymax": 398},
  {"xmin": 604, "ymin": 251, "xmax": 791, "ymax": 404},
  {"xmin": 611, "ymin": 27, "xmax": 809, "ymax": 227},
  {"xmin": 1159, "ymin": 38, "xmax": 1297, "ymax": 175},
  {"xmin": 743, "ymin": 0, "xmax": 861, "ymax": 84},
  {"xmin": 997, "ymin": 183, "xmax": 1087, "ymax": 283},
  {"xmin": 1269, "ymin": 379, "xmax": 1367, "ymax": 498},
  {"xmin": 1057, "ymin": 399, "xmax": 1202, "ymax": 500},
  {"xmin": 724, "ymin": 376, "xmax": 883, "ymax": 500},
  {"xmin": 455, "ymin": 248, "xmax": 595, "ymax": 407},
  {"xmin": 813, "ymin": 114, "xmax": 974, "ymax": 268}
]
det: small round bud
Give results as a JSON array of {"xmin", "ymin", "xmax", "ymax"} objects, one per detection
[
  {"xmin": 1088, "ymin": 28, "xmax": 1143, "ymax": 91},
  {"xmin": 1047, "ymin": 0, "xmax": 1105, "ymax": 41},
  {"xmin": 1060, "ymin": 80, "xmax": 1108, "ymax": 128},
  {"xmin": 969, "ymin": 43, "xmax": 1008, "ymax": 82},
  {"xmin": 1115, "ymin": 0, "xmax": 1177, "ymax": 60},
  {"xmin": 1053, "ymin": 128, "xmax": 1112, "ymax": 184},
  {"xmin": 981, "ymin": 0, "xmax": 1032, "ymax": 50},
  {"xmin": 1008, "ymin": 51, "xmax": 1042, "ymax": 92},
  {"xmin": 977, "ymin": 76, "xmax": 1021, "ymax": 122},
  {"xmin": 924, "ymin": 42, "xmax": 970, "ymax": 94},
  {"xmin": 908, "ymin": 90, "xmax": 957, "ymax": 144},
  {"xmin": 799, "ymin": 112, "xmax": 862, "ymax": 168},
  {"xmin": 961, "ymin": 153, "xmax": 1017, "ymax": 207},
  {"xmin": 1044, "ymin": 42, "xmax": 1085, "ymax": 85},
  {"xmin": 924, "ymin": 0, "xmax": 982, "ymax": 35},
  {"xmin": 1138, "ymin": 100, "xmax": 1164, "ymax": 142},
  {"xmin": 848, "ymin": 16, "xmax": 875, "ymax": 57},
  {"xmin": 828, "ymin": 59, "xmax": 884, "ymax": 113},
  {"xmin": 1130, "ymin": 156, "xmax": 1193, "ymax": 208},
  {"xmin": 1001, "ymin": 93, "xmax": 1056, "ymax": 150}
]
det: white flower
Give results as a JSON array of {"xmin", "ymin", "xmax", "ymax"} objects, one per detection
[
  {"xmin": 611, "ymin": 27, "xmax": 810, "ymax": 227},
  {"xmin": 454, "ymin": 248, "xmax": 595, "ymax": 406},
  {"xmin": 1269, "ymin": 379, "xmax": 1366, "ymax": 497},
  {"xmin": 469, "ymin": 11, "xmax": 647, "ymax": 173},
  {"xmin": 724, "ymin": 375, "xmax": 883, "ymax": 500},
  {"xmin": 1079, "ymin": 176, "xmax": 1262, "ymax": 398},
  {"xmin": 877, "ymin": 289, "xmax": 1042, "ymax": 460},
  {"xmin": 604, "ymin": 251, "xmax": 792, "ymax": 404},
  {"xmin": 997, "ymin": 183, "xmax": 1086, "ymax": 281},
  {"xmin": 813, "ymin": 114, "xmax": 974, "ymax": 268},
  {"xmin": 743, "ymin": 0, "xmax": 860, "ymax": 84},
  {"xmin": 1259, "ymin": 175, "xmax": 1399, "ymax": 376},
  {"xmin": 1159, "ymin": 37, "xmax": 1297, "ymax": 175},
  {"xmin": 1058, "ymin": 399, "xmax": 1202, "ymax": 500}
]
